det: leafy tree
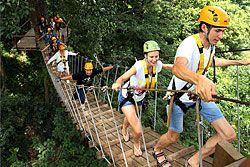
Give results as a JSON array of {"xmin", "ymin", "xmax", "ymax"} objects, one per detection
[{"xmin": 0, "ymin": 0, "xmax": 32, "ymax": 50}]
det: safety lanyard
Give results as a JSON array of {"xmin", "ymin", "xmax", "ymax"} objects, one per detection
[
  {"xmin": 59, "ymin": 51, "xmax": 66, "ymax": 66},
  {"xmin": 141, "ymin": 60, "xmax": 156, "ymax": 92},
  {"xmin": 193, "ymin": 35, "xmax": 213, "ymax": 74}
]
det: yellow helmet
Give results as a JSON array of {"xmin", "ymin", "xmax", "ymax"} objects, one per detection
[
  {"xmin": 52, "ymin": 37, "xmax": 56, "ymax": 41},
  {"xmin": 198, "ymin": 6, "xmax": 229, "ymax": 27},
  {"xmin": 47, "ymin": 27, "xmax": 52, "ymax": 31},
  {"xmin": 59, "ymin": 45, "xmax": 65, "ymax": 50},
  {"xmin": 84, "ymin": 62, "xmax": 93, "ymax": 70}
]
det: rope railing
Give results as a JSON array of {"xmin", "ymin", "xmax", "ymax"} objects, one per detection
[{"xmin": 42, "ymin": 50, "xmax": 248, "ymax": 167}]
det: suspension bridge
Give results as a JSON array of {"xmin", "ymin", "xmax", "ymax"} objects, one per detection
[{"xmin": 13, "ymin": 23, "xmax": 248, "ymax": 167}]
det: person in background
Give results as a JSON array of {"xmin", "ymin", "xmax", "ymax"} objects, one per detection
[
  {"xmin": 48, "ymin": 17, "xmax": 56, "ymax": 32},
  {"xmin": 46, "ymin": 45, "xmax": 78, "ymax": 78},
  {"xmin": 61, "ymin": 62, "xmax": 115, "ymax": 105},
  {"xmin": 39, "ymin": 17, "xmax": 47, "ymax": 36},
  {"xmin": 55, "ymin": 14, "xmax": 67, "ymax": 40},
  {"xmin": 41, "ymin": 36, "xmax": 66, "ymax": 57},
  {"xmin": 38, "ymin": 27, "xmax": 56, "ymax": 46}
]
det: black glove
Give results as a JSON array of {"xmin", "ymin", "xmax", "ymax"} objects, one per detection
[{"xmin": 113, "ymin": 64, "xmax": 118, "ymax": 69}]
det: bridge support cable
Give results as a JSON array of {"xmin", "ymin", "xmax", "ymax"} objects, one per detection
[
  {"xmin": 69, "ymin": 84, "xmax": 95, "ymax": 143},
  {"xmin": 236, "ymin": 65, "xmax": 240, "ymax": 152},
  {"xmin": 81, "ymin": 87, "xmax": 106, "ymax": 153},
  {"xmin": 196, "ymin": 99, "xmax": 203, "ymax": 167},
  {"xmin": 61, "ymin": 81, "xmax": 88, "ymax": 136},
  {"xmin": 111, "ymin": 65, "xmax": 119, "ymax": 103},
  {"xmin": 92, "ymin": 89, "xmax": 115, "ymax": 165},
  {"xmin": 117, "ymin": 66, "xmax": 129, "ymax": 114},
  {"xmin": 134, "ymin": 90, "xmax": 151, "ymax": 167},
  {"xmin": 61, "ymin": 81, "xmax": 80, "ymax": 126},
  {"xmin": 77, "ymin": 55, "xmax": 81, "ymax": 72},
  {"xmin": 66, "ymin": 83, "xmax": 86, "ymax": 132},
  {"xmin": 105, "ymin": 89, "xmax": 128, "ymax": 167},
  {"xmin": 97, "ymin": 63, "xmax": 105, "ymax": 99},
  {"xmin": 103, "ymin": 65, "xmax": 111, "ymax": 103},
  {"xmin": 153, "ymin": 83, "xmax": 158, "ymax": 131},
  {"xmin": 58, "ymin": 81, "xmax": 77, "ymax": 120}
]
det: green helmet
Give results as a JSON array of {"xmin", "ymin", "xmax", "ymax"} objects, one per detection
[{"xmin": 143, "ymin": 40, "xmax": 160, "ymax": 53}]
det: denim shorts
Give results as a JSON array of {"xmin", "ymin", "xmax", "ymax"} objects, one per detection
[
  {"xmin": 118, "ymin": 90, "xmax": 143, "ymax": 107},
  {"xmin": 167, "ymin": 100, "xmax": 224, "ymax": 133}
]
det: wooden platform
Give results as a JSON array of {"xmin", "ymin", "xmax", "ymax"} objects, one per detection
[{"xmin": 13, "ymin": 27, "xmax": 71, "ymax": 51}]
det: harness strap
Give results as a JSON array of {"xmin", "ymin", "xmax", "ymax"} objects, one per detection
[
  {"xmin": 193, "ymin": 35, "xmax": 213, "ymax": 74},
  {"xmin": 59, "ymin": 51, "xmax": 67, "ymax": 66},
  {"xmin": 141, "ymin": 60, "xmax": 156, "ymax": 92},
  {"xmin": 172, "ymin": 35, "xmax": 214, "ymax": 113}
]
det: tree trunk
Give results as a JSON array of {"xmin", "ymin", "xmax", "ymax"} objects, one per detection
[
  {"xmin": 27, "ymin": 0, "xmax": 50, "ymax": 100},
  {"xmin": 27, "ymin": 0, "xmax": 48, "ymax": 39}
]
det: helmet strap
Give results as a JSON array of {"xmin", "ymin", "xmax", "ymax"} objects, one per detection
[
  {"xmin": 145, "ymin": 53, "xmax": 149, "ymax": 63},
  {"xmin": 203, "ymin": 24, "xmax": 212, "ymax": 43}
]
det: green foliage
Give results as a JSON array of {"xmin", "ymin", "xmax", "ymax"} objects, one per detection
[
  {"xmin": 31, "ymin": 107, "xmax": 107, "ymax": 167},
  {"xmin": 0, "ymin": 92, "xmax": 60, "ymax": 167},
  {"xmin": 208, "ymin": 65, "xmax": 250, "ymax": 156},
  {"xmin": 0, "ymin": 0, "xmax": 32, "ymax": 50},
  {"xmin": 1, "ymin": 47, "xmax": 53, "ymax": 98}
]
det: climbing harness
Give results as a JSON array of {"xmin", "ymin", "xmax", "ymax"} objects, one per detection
[
  {"xmin": 119, "ymin": 60, "xmax": 156, "ymax": 110},
  {"xmin": 58, "ymin": 51, "xmax": 67, "ymax": 68},
  {"xmin": 171, "ymin": 35, "xmax": 214, "ymax": 113}
]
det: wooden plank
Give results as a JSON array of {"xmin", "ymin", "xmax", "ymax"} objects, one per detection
[
  {"xmin": 213, "ymin": 140, "xmax": 244, "ymax": 167},
  {"xmin": 102, "ymin": 138, "xmax": 124, "ymax": 149},
  {"xmin": 225, "ymin": 157, "xmax": 247, "ymax": 167},
  {"xmin": 99, "ymin": 124, "xmax": 122, "ymax": 137},
  {"xmin": 166, "ymin": 146, "xmax": 196, "ymax": 162}
]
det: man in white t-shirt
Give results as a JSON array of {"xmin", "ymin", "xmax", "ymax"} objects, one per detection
[
  {"xmin": 154, "ymin": 6, "xmax": 250, "ymax": 167},
  {"xmin": 112, "ymin": 41, "xmax": 172, "ymax": 158},
  {"xmin": 46, "ymin": 45, "xmax": 78, "ymax": 77}
]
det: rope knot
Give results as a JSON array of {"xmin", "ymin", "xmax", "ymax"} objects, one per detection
[{"xmin": 101, "ymin": 86, "xmax": 108, "ymax": 92}]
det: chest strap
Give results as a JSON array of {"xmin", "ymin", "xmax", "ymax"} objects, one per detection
[
  {"xmin": 141, "ymin": 60, "xmax": 156, "ymax": 92},
  {"xmin": 58, "ymin": 51, "xmax": 67, "ymax": 66},
  {"xmin": 193, "ymin": 35, "xmax": 213, "ymax": 74}
]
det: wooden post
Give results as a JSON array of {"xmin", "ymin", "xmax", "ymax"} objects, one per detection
[
  {"xmin": 96, "ymin": 150, "xmax": 102, "ymax": 159},
  {"xmin": 76, "ymin": 124, "xmax": 80, "ymax": 130},
  {"xmin": 88, "ymin": 141, "xmax": 94, "ymax": 148},
  {"xmin": 213, "ymin": 140, "xmax": 244, "ymax": 167},
  {"xmin": 81, "ymin": 132, "xmax": 86, "ymax": 138}
]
